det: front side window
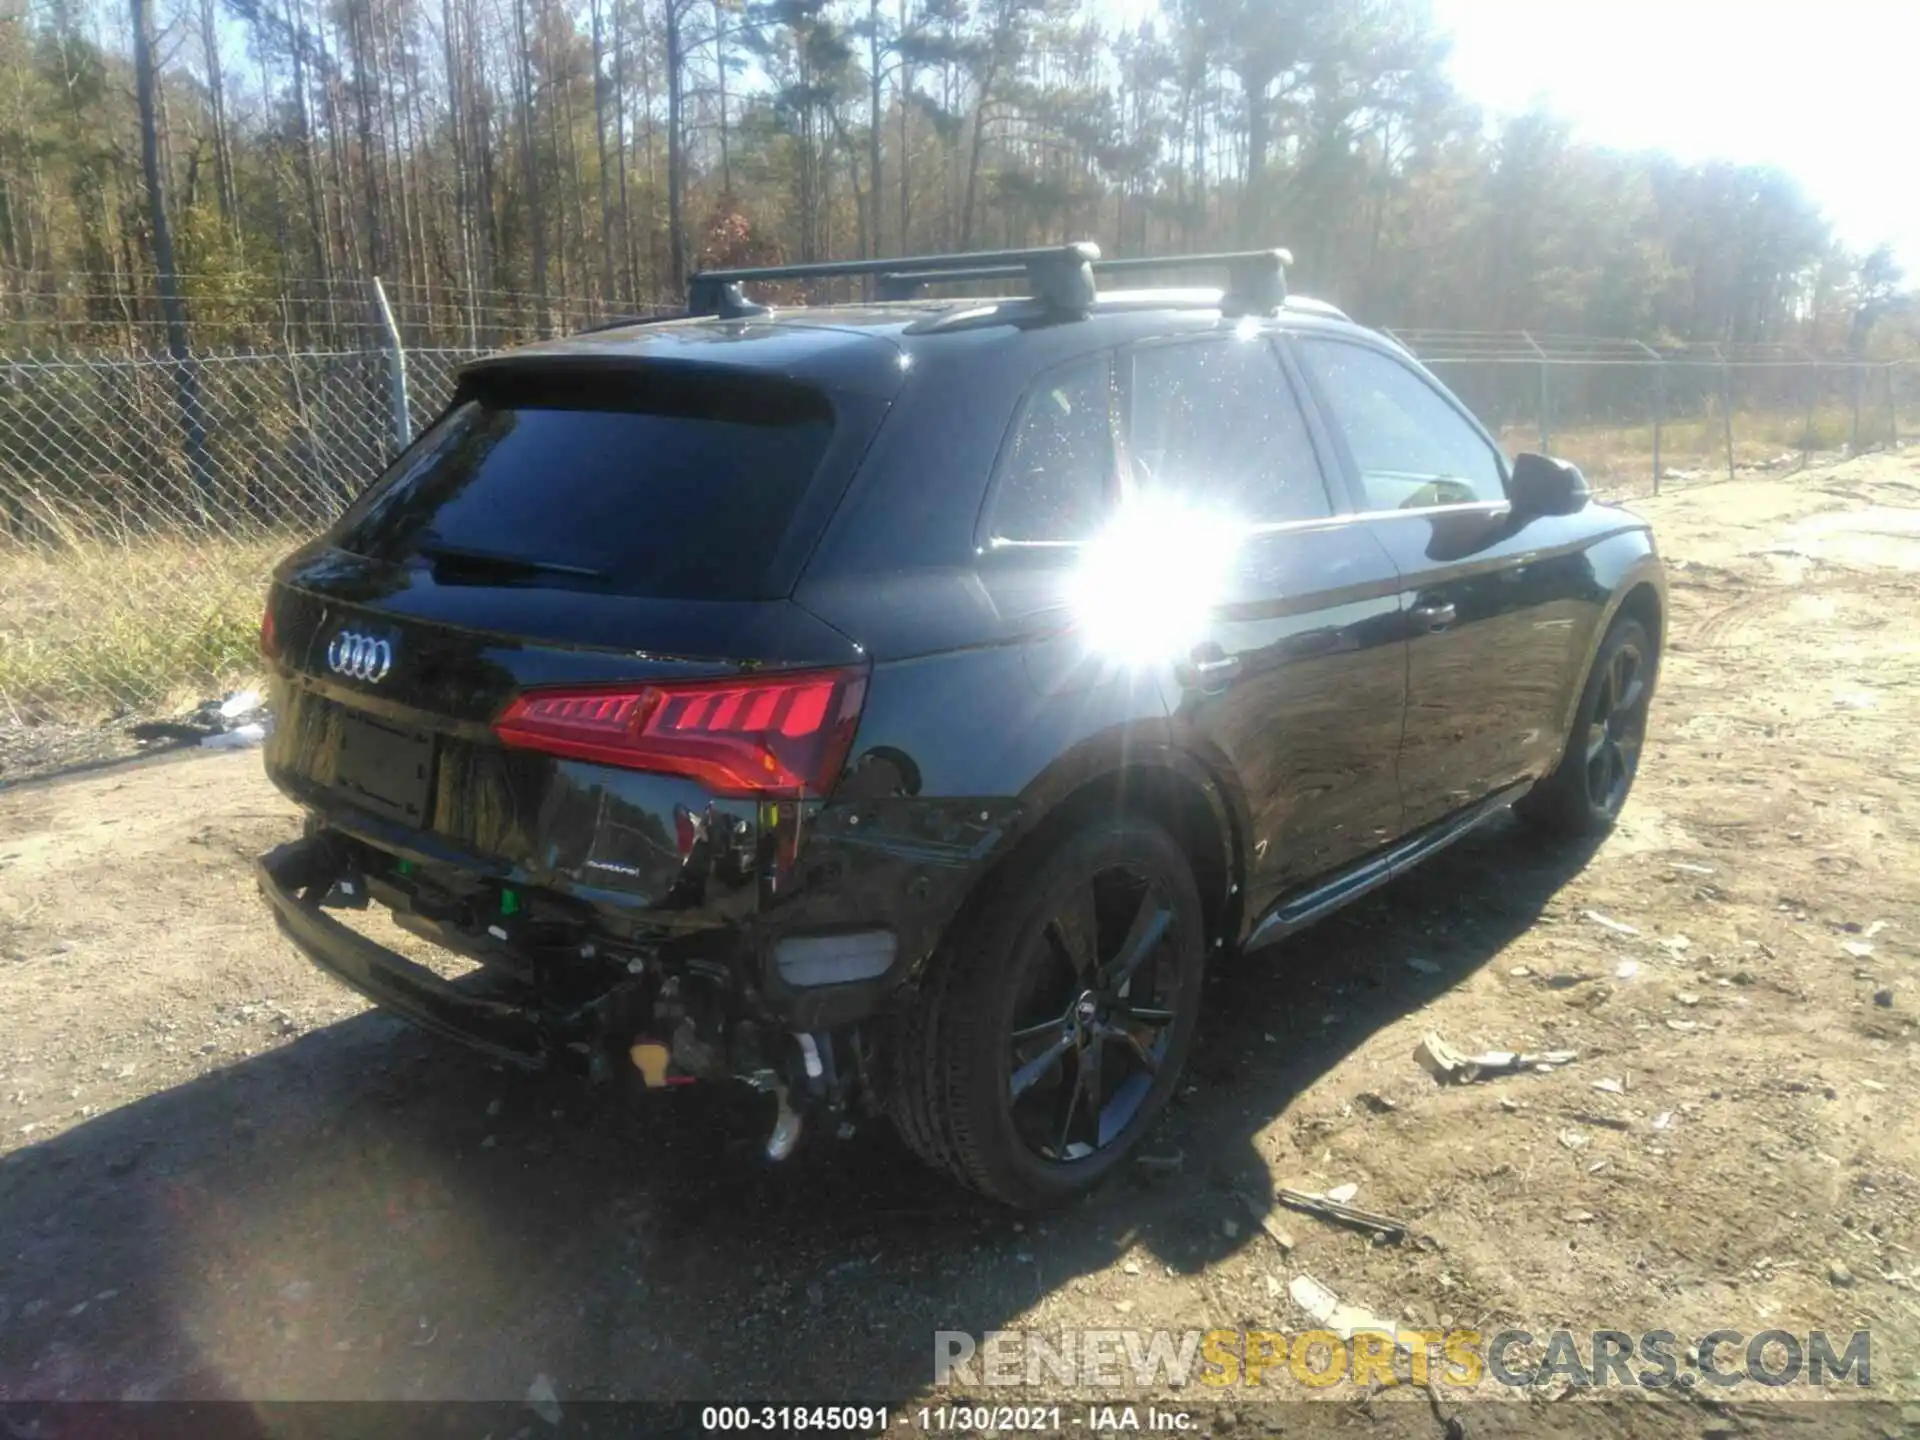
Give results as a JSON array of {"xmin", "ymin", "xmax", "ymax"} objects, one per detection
[
  {"xmin": 1126, "ymin": 337, "xmax": 1333, "ymax": 523},
  {"xmin": 1297, "ymin": 338, "xmax": 1506, "ymax": 509},
  {"xmin": 986, "ymin": 357, "xmax": 1118, "ymax": 543}
]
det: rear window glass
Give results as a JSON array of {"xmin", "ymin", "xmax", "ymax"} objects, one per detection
[
  {"xmin": 333, "ymin": 369, "xmax": 835, "ymax": 600},
  {"xmin": 986, "ymin": 357, "xmax": 1116, "ymax": 542}
]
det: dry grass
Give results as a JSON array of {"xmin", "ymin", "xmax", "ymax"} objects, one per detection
[{"xmin": 0, "ymin": 528, "xmax": 278, "ymax": 722}]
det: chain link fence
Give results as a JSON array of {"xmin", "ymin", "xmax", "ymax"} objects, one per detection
[
  {"xmin": 1, "ymin": 300, "xmax": 1915, "ymax": 725},
  {"xmin": 1398, "ymin": 334, "xmax": 1916, "ymax": 494}
]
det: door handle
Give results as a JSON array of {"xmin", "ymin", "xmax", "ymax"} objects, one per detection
[{"xmin": 1409, "ymin": 600, "xmax": 1457, "ymax": 632}]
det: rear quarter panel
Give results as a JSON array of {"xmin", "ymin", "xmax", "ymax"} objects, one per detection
[{"xmin": 775, "ymin": 613, "xmax": 1192, "ymax": 986}]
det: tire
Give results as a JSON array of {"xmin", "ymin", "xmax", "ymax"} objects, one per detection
[
  {"xmin": 1520, "ymin": 615, "xmax": 1656, "ymax": 837},
  {"xmin": 884, "ymin": 817, "xmax": 1206, "ymax": 1208}
]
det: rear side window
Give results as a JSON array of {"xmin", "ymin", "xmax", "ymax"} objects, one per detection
[
  {"xmin": 333, "ymin": 369, "xmax": 835, "ymax": 600},
  {"xmin": 1296, "ymin": 338, "xmax": 1506, "ymax": 509},
  {"xmin": 986, "ymin": 357, "xmax": 1117, "ymax": 542},
  {"xmin": 1127, "ymin": 338, "xmax": 1332, "ymax": 523}
]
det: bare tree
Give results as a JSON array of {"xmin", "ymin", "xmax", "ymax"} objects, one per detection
[
  {"xmin": 512, "ymin": 0, "xmax": 551, "ymax": 330},
  {"xmin": 131, "ymin": 0, "xmax": 213, "ymax": 508}
]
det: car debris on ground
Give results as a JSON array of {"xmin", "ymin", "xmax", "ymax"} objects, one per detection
[
  {"xmin": 1414, "ymin": 1031, "xmax": 1578, "ymax": 1084},
  {"xmin": 1272, "ymin": 1186, "xmax": 1425, "ymax": 1246},
  {"xmin": 130, "ymin": 689, "xmax": 273, "ymax": 751},
  {"xmin": 1583, "ymin": 909, "xmax": 1640, "ymax": 935},
  {"xmin": 1237, "ymin": 1190, "xmax": 1297, "ymax": 1253},
  {"xmin": 1288, "ymin": 1273, "xmax": 1399, "ymax": 1342}
]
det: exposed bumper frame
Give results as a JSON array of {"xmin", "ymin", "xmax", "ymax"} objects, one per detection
[{"xmin": 256, "ymin": 835, "xmax": 557, "ymax": 1071}]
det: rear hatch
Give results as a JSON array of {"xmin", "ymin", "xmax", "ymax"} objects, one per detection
[{"xmin": 262, "ymin": 354, "xmax": 891, "ymax": 915}]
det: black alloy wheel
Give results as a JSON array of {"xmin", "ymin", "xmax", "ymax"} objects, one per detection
[
  {"xmin": 1582, "ymin": 631, "xmax": 1650, "ymax": 817},
  {"xmin": 1520, "ymin": 614, "xmax": 1657, "ymax": 836},
  {"xmin": 1005, "ymin": 864, "xmax": 1183, "ymax": 1163},
  {"xmin": 886, "ymin": 817, "xmax": 1205, "ymax": 1207}
]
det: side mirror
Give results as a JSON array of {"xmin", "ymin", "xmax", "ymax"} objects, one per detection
[{"xmin": 1508, "ymin": 452, "xmax": 1590, "ymax": 517}]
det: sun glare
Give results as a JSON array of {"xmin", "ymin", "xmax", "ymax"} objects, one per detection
[{"xmin": 1068, "ymin": 492, "xmax": 1240, "ymax": 664}]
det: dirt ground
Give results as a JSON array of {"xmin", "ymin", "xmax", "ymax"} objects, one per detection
[{"xmin": 2, "ymin": 455, "xmax": 1919, "ymax": 1433}]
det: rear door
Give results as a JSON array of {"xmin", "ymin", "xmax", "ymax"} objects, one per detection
[
  {"xmin": 1120, "ymin": 333, "xmax": 1407, "ymax": 923},
  {"xmin": 1292, "ymin": 334, "xmax": 1583, "ymax": 831}
]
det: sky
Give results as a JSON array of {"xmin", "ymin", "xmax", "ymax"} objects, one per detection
[
  {"xmin": 1431, "ymin": 0, "xmax": 1917, "ymax": 275},
  {"xmin": 1106, "ymin": 0, "xmax": 1919, "ymax": 279}
]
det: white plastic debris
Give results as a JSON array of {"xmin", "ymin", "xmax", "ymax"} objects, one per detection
[
  {"xmin": 218, "ymin": 689, "xmax": 264, "ymax": 721},
  {"xmin": 201, "ymin": 722, "xmax": 270, "ymax": 750},
  {"xmin": 1325, "ymin": 1182, "xmax": 1359, "ymax": 1203},
  {"xmin": 1415, "ymin": 1031, "xmax": 1576, "ymax": 1084},
  {"xmin": 1615, "ymin": 960, "xmax": 1641, "ymax": 980},
  {"xmin": 1289, "ymin": 1275, "xmax": 1399, "ymax": 1343},
  {"xmin": 1584, "ymin": 910, "xmax": 1640, "ymax": 936}
]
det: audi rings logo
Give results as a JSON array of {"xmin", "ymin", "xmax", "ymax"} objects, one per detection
[{"xmin": 327, "ymin": 630, "xmax": 395, "ymax": 683}]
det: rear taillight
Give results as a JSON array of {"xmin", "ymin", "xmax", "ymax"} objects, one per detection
[
  {"xmin": 492, "ymin": 668, "xmax": 869, "ymax": 797},
  {"xmin": 260, "ymin": 605, "xmax": 279, "ymax": 661}
]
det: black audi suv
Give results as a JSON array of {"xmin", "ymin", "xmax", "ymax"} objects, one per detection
[{"xmin": 256, "ymin": 243, "xmax": 1664, "ymax": 1207}]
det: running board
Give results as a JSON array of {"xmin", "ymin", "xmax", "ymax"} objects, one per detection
[{"xmin": 1243, "ymin": 782, "xmax": 1532, "ymax": 953}]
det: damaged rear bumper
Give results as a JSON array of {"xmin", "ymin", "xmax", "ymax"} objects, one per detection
[
  {"xmin": 257, "ymin": 835, "xmax": 566, "ymax": 1070},
  {"xmin": 254, "ymin": 830, "xmax": 891, "ymax": 1100}
]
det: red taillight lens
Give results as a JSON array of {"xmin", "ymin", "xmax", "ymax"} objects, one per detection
[
  {"xmin": 260, "ymin": 605, "xmax": 279, "ymax": 661},
  {"xmin": 492, "ymin": 668, "xmax": 869, "ymax": 797}
]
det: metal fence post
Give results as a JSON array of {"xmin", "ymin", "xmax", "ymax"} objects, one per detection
[
  {"xmin": 1719, "ymin": 354, "xmax": 1735, "ymax": 480},
  {"xmin": 1524, "ymin": 331, "xmax": 1549, "ymax": 451},
  {"xmin": 1800, "ymin": 361, "xmax": 1817, "ymax": 469},
  {"xmin": 371, "ymin": 276, "xmax": 411, "ymax": 453},
  {"xmin": 1652, "ymin": 357, "xmax": 1664, "ymax": 493},
  {"xmin": 1632, "ymin": 340, "xmax": 1663, "ymax": 493},
  {"xmin": 1850, "ymin": 363, "xmax": 1862, "ymax": 454}
]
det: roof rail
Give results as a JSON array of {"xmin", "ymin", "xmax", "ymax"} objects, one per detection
[
  {"xmin": 571, "ymin": 311, "xmax": 688, "ymax": 335},
  {"xmin": 874, "ymin": 247, "xmax": 1292, "ymax": 317},
  {"xmin": 689, "ymin": 243, "xmax": 1101, "ymax": 320},
  {"xmin": 687, "ymin": 243, "xmax": 1293, "ymax": 320}
]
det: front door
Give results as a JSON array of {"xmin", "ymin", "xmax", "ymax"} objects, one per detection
[
  {"xmin": 1292, "ymin": 334, "xmax": 1583, "ymax": 832},
  {"xmin": 1120, "ymin": 332, "xmax": 1407, "ymax": 925}
]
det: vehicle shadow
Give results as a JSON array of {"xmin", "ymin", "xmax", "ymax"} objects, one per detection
[{"xmin": 0, "ymin": 813, "xmax": 1598, "ymax": 1416}]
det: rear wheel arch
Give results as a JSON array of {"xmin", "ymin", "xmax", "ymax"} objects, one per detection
[{"xmin": 997, "ymin": 755, "xmax": 1243, "ymax": 959}]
